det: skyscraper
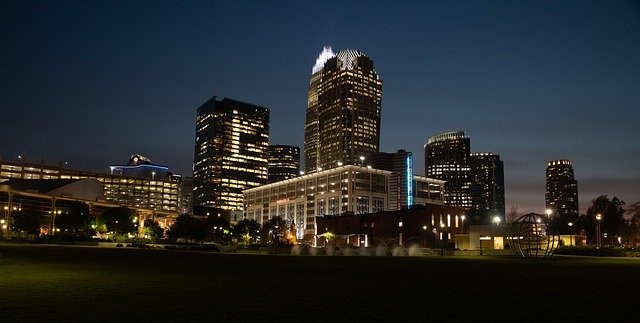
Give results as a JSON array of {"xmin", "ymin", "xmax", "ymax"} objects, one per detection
[
  {"xmin": 546, "ymin": 159, "xmax": 579, "ymax": 219},
  {"xmin": 304, "ymin": 46, "xmax": 382, "ymax": 173},
  {"xmin": 372, "ymin": 149, "xmax": 414, "ymax": 210},
  {"xmin": 424, "ymin": 131, "xmax": 472, "ymax": 210},
  {"xmin": 268, "ymin": 145, "xmax": 300, "ymax": 183},
  {"xmin": 470, "ymin": 152, "xmax": 505, "ymax": 221},
  {"xmin": 304, "ymin": 46, "xmax": 335, "ymax": 174},
  {"xmin": 193, "ymin": 96, "xmax": 269, "ymax": 210}
]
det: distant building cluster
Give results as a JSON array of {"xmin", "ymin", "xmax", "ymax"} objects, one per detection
[
  {"xmin": 0, "ymin": 45, "xmax": 582, "ymax": 243},
  {"xmin": 423, "ymin": 131, "xmax": 507, "ymax": 224},
  {"xmin": 191, "ymin": 46, "xmax": 512, "ymax": 237}
]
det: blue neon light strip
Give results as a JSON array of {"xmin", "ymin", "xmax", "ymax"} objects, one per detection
[{"xmin": 110, "ymin": 164, "xmax": 169, "ymax": 170}]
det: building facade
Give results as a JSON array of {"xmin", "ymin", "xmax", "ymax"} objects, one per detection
[
  {"xmin": 0, "ymin": 158, "xmax": 181, "ymax": 212},
  {"xmin": 179, "ymin": 176, "xmax": 194, "ymax": 215},
  {"xmin": 304, "ymin": 47, "xmax": 382, "ymax": 173},
  {"xmin": 243, "ymin": 165, "xmax": 444, "ymax": 239},
  {"xmin": 268, "ymin": 145, "xmax": 300, "ymax": 183},
  {"xmin": 304, "ymin": 46, "xmax": 335, "ymax": 174},
  {"xmin": 545, "ymin": 159, "xmax": 579, "ymax": 218},
  {"xmin": 193, "ymin": 96, "xmax": 269, "ymax": 211},
  {"xmin": 424, "ymin": 131, "xmax": 472, "ymax": 210},
  {"xmin": 469, "ymin": 152, "xmax": 505, "ymax": 222},
  {"xmin": 372, "ymin": 149, "xmax": 414, "ymax": 210},
  {"xmin": 316, "ymin": 205, "xmax": 466, "ymax": 248}
]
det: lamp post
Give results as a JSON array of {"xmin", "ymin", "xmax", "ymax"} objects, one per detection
[
  {"xmin": 0, "ymin": 218, "xmax": 6, "ymax": 238},
  {"xmin": 440, "ymin": 223, "xmax": 445, "ymax": 256},
  {"xmin": 595, "ymin": 213, "xmax": 602, "ymax": 247},
  {"xmin": 359, "ymin": 156, "xmax": 365, "ymax": 166},
  {"xmin": 274, "ymin": 225, "xmax": 279, "ymax": 254},
  {"xmin": 492, "ymin": 216, "xmax": 501, "ymax": 226},
  {"xmin": 422, "ymin": 225, "xmax": 427, "ymax": 247},
  {"xmin": 568, "ymin": 222, "xmax": 573, "ymax": 246},
  {"xmin": 461, "ymin": 215, "xmax": 466, "ymax": 233}
]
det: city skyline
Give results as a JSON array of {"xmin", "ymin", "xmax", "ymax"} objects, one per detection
[{"xmin": 1, "ymin": 1, "xmax": 639, "ymax": 214}]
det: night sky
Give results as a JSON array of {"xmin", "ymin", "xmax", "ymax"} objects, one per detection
[{"xmin": 1, "ymin": 1, "xmax": 639, "ymax": 214}]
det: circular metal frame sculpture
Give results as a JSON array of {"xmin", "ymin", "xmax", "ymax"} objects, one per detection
[{"xmin": 507, "ymin": 213, "xmax": 561, "ymax": 258}]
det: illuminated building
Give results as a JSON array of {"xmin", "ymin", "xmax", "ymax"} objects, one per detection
[
  {"xmin": 304, "ymin": 46, "xmax": 382, "ymax": 173},
  {"xmin": 179, "ymin": 176, "xmax": 193, "ymax": 214},
  {"xmin": 109, "ymin": 154, "xmax": 173, "ymax": 180},
  {"xmin": 0, "ymin": 157, "xmax": 181, "ymax": 212},
  {"xmin": 469, "ymin": 152, "xmax": 505, "ymax": 222},
  {"xmin": 424, "ymin": 131, "xmax": 472, "ymax": 210},
  {"xmin": 316, "ymin": 205, "xmax": 465, "ymax": 248},
  {"xmin": 193, "ymin": 96, "xmax": 269, "ymax": 210},
  {"xmin": 243, "ymin": 165, "xmax": 444, "ymax": 238},
  {"xmin": 372, "ymin": 149, "xmax": 416, "ymax": 210},
  {"xmin": 304, "ymin": 46, "xmax": 334, "ymax": 174},
  {"xmin": 545, "ymin": 159, "xmax": 579, "ymax": 218},
  {"xmin": 268, "ymin": 145, "xmax": 300, "ymax": 183}
]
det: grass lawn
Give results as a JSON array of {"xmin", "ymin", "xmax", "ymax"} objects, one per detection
[{"xmin": 1, "ymin": 243, "xmax": 638, "ymax": 321}]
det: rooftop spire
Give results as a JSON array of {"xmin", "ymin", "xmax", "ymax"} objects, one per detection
[{"xmin": 312, "ymin": 46, "xmax": 335, "ymax": 74}]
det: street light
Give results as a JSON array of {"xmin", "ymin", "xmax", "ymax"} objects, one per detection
[
  {"xmin": 440, "ymin": 223, "xmax": 445, "ymax": 256},
  {"xmin": 492, "ymin": 216, "xmax": 501, "ymax": 225},
  {"xmin": 461, "ymin": 215, "xmax": 466, "ymax": 233},
  {"xmin": 422, "ymin": 225, "xmax": 428, "ymax": 247},
  {"xmin": 568, "ymin": 222, "xmax": 573, "ymax": 246},
  {"xmin": 545, "ymin": 209, "xmax": 552, "ymax": 218},
  {"xmin": 359, "ymin": 156, "xmax": 365, "ymax": 166},
  {"xmin": 595, "ymin": 213, "xmax": 602, "ymax": 247}
]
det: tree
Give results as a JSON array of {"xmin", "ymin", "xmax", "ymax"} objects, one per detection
[
  {"xmin": 143, "ymin": 219, "xmax": 164, "ymax": 241},
  {"xmin": 100, "ymin": 207, "xmax": 135, "ymax": 235},
  {"xmin": 584, "ymin": 195, "xmax": 626, "ymax": 245},
  {"xmin": 261, "ymin": 216, "xmax": 287, "ymax": 244},
  {"xmin": 11, "ymin": 209, "xmax": 43, "ymax": 237},
  {"xmin": 55, "ymin": 202, "xmax": 93, "ymax": 237},
  {"xmin": 506, "ymin": 206, "xmax": 519, "ymax": 223},
  {"xmin": 203, "ymin": 214, "xmax": 231, "ymax": 243},
  {"xmin": 623, "ymin": 202, "xmax": 640, "ymax": 244},
  {"xmin": 232, "ymin": 219, "xmax": 261, "ymax": 245},
  {"xmin": 167, "ymin": 214, "xmax": 206, "ymax": 242}
]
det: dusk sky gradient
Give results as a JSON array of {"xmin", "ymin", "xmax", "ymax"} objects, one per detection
[{"xmin": 1, "ymin": 0, "xmax": 639, "ymax": 214}]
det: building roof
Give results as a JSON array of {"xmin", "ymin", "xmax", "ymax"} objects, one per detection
[
  {"xmin": 0, "ymin": 179, "xmax": 83, "ymax": 193},
  {"xmin": 243, "ymin": 165, "xmax": 392, "ymax": 194}
]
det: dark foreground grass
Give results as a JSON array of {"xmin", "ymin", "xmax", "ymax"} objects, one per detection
[{"xmin": 1, "ymin": 243, "xmax": 638, "ymax": 321}]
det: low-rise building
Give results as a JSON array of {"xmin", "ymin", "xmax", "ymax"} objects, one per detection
[
  {"xmin": 243, "ymin": 165, "xmax": 445, "ymax": 239},
  {"xmin": 315, "ymin": 204, "xmax": 466, "ymax": 248},
  {"xmin": 0, "ymin": 156, "xmax": 181, "ymax": 212}
]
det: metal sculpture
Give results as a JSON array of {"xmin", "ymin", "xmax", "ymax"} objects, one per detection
[{"xmin": 507, "ymin": 213, "xmax": 561, "ymax": 258}]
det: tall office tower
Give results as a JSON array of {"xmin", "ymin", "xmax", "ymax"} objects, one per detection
[
  {"xmin": 304, "ymin": 46, "xmax": 335, "ymax": 173},
  {"xmin": 546, "ymin": 159, "xmax": 579, "ymax": 219},
  {"xmin": 424, "ymin": 131, "xmax": 472, "ymax": 210},
  {"xmin": 179, "ymin": 176, "xmax": 194, "ymax": 215},
  {"xmin": 470, "ymin": 152, "xmax": 505, "ymax": 221},
  {"xmin": 268, "ymin": 145, "xmax": 300, "ymax": 183},
  {"xmin": 372, "ymin": 149, "xmax": 414, "ymax": 210},
  {"xmin": 193, "ymin": 96, "xmax": 269, "ymax": 210},
  {"xmin": 304, "ymin": 46, "xmax": 382, "ymax": 173}
]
